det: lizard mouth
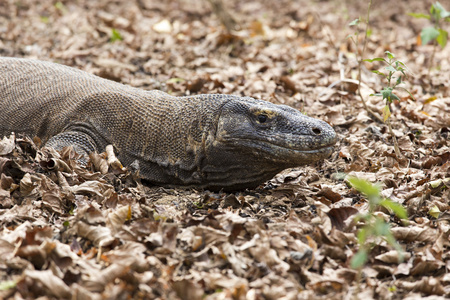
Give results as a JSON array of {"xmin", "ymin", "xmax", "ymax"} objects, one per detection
[
  {"xmin": 262, "ymin": 141, "xmax": 335, "ymax": 154},
  {"xmin": 225, "ymin": 137, "xmax": 336, "ymax": 164},
  {"xmin": 262, "ymin": 142, "xmax": 336, "ymax": 165},
  {"xmin": 244, "ymin": 131, "xmax": 338, "ymax": 152}
]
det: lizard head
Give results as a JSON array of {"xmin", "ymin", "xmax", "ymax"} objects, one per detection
[{"xmin": 203, "ymin": 96, "xmax": 337, "ymax": 190}]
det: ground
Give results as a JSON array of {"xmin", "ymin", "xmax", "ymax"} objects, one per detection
[{"xmin": 0, "ymin": 0, "xmax": 449, "ymax": 299}]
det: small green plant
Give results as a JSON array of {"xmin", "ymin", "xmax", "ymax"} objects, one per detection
[
  {"xmin": 364, "ymin": 51, "xmax": 414, "ymax": 121},
  {"xmin": 54, "ymin": 2, "xmax": 68, "ymax": 14},
  {"xmin": 109, "ymin": 28, "xmax": 123, "ymax": 43},
  {"xmin": 364, "ymin": 51, "xmax": 414, "ymax": 158},
  {"xmin": 409, "ymin": 2, "xmax": 450, "ymax": 75},
  {"xmin": 348, "ymin": 176, "xmax": 408, "ymax": 269},
  {"xmin": 40, "ymin": 16, "xmax": 49, "ymax": 24}
]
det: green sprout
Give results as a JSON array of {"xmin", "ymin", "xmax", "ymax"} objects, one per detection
[
  {"xmin": 110, "ymin": 28, "xmax": 123, "ymax": 43},
  {"xmin": 348, "ymin": 176, "xmax": 408, "ymax": 269},
  {"xmin": 409, "ymin": 2, "xmax": 450, "ymax": 75},
  {"xmin": 364, "ymin": 51, "xmax": 414, "ymax": 158}
]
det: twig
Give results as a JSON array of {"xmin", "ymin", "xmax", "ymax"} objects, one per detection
[
  {"xmin": 427, "ymin": 42, "xmax": 437, "ymax": 79},
  {"xmin": 314, "ymin": 11, "xmax": 337, "ymax": 50},
  {"xmin": 386, "ymin": 119, "xmax": 401, "ymax": 158},
  {"xmin": 206, "ymin": 0, "xmax": 239, "ymax": 32},
  {"xmin": 356, "ymin": 0, "xmax": 383, "ymax": 123}
]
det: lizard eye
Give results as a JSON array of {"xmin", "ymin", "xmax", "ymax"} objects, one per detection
[{"xmin": 257, "ymin": 114, "xmax": 268, "ymax": 123}]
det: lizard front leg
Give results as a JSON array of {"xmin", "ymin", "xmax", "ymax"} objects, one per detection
[{"xmin": 45, "ymin": 131, "xmax": 98, "ymax": 158}]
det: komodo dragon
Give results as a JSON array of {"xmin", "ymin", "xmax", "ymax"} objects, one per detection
[{"xmin": 0, "ymin": 57, "xmax": 337, "ymax": 190}]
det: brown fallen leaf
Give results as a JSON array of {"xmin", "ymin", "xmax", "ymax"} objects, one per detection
[
  {"xmin": 172, "ymin": 279, "xmax": 203, "ymax": 300},
  {"xmin": 186, "ymin": 78, "xmax": 205, "ymax": 93},
  {"xmin": 375, "ymin": 250, "xmax": 411, "ymax": 264},
  {"xmin": 327, "ymin": 206, "xmax": 359, "ymax": 230},
  {"xmin": 19, "ymin": 173, "xmax": 39, "ymax": 196},
  {"xmin": 23, "ymin": 269, "xmax": 71, "ymax": 298},
  {"xmin": 83, "ymin": 263, "xmax": 130, "ymax": 293},
  {"xmin": 0, "ymin": 134, "xmax": 15, "ymax": 155},
  {"xmin": 41, "ymin": 190, "xmax": 65, "ymax": 214},
  {"xmin": 317, "ymin": 187, "xmax": 343, "ymax": 203},
  {"xmin": 0, "ymin": 239, "xmax": 15, "ymax": 263},
  {"xmin": 70, "ymin": 180, "xmax": 113, "ymax": 197},
  {"xmin": 89, "ymin": 152, "xmax": 109, "ymax": 174},
  {"xmin": 107, "ymin": 205, "xmax": 131, "ymax": 233},
  {"xmin": 280, "ymin": 76, "xmax": 297, "ymax": 94},
  {"xmin": 40, "ymin": 158, "xmax": 72, "ymax": 172},
  {"xmin": 307, "ymin": 279, "xmax": 344, "ymax": 295},
  {"xmin": 391, "ymin": 226, "xmax": 440, "ymax": 243},
  {"xmin": 76, "ymin": 222, "xmax": 115, "ymax": 247},
  {"xmin": 395, "ymin": 276, "xmax": 445, "ymax": 296}
]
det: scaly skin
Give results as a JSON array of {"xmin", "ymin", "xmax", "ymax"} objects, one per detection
[{"xmin": 0, "ymin": 58, "xmax": 336, "ymax": 190}]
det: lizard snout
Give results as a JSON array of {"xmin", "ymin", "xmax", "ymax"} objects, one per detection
[{"xmin": 309, "ymin": 121, "xmax": 337, "ymax": 147}]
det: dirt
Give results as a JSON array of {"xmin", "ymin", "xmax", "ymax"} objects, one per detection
[{"xmin": 0, "ymin": 0, "xmax": 449, "ymax": 299}]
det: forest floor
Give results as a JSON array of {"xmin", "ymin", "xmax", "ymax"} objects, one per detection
[{"xmin": 0, "ymin": 0, "xmax": 449, "ymax": 299}]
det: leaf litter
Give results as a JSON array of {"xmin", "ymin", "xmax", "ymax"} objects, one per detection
[{"xmin": 0, "ymin": 0, "xmax": 449, "ymax": 299}]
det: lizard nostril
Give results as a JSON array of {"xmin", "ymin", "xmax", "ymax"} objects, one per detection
[{"xmin": 312, "ymin": 127, "xmax": 321, "ymax": 135}]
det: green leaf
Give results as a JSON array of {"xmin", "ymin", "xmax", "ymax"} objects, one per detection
[
  {"xmin": 385, "ymin": 65, "xmax": 396, "ymax": 72},
  {"xmin": 381, "ymin": 87, "xmax": 393, "ymax": 101},
  {"xmin": 379, "ymin": 199, "xmax": 408, "ymax": 219},
  {"xmin": 374, "ymin": 217, "xmax": 391, "ymax": 236},
  {"xmin": 428, "ymin": 205, "xmax": 441, "ymax": 218},
  {"xmin": 370, "ymin": 93, "xmax": 382, "ymax": 97},
  {"xmin": 385, "ymin": 51, "xmax": 395, "ymax": 60},
  {"xmin": 434, "ymin": 2, "xmax": 446, "ymax": 11},
  {"xmin": 351, "ymin": 249, "xmax": 368, "ymax": 269},
  {"xmin": 0, "ymin": 280, "xmax": 16, "ymax": 291},
  {"xmin": 421, "ymin": 27, "xmax": 440, "ymax": 45},
  {"xmin": 110, "ymin": 28, "xmax": 123, "ymax": 43},
  {"xmin": 429, "ymin": 178, "xmax": 443, "ymax": 188},
  {"xmin": 396, "ymin": 60, "xmax": 407, "ymax": 67},
  {"xmin": 40, "ymin": 16, "xmax": 49, "ymax": 24},
  {"xmin": 384, "ymin": 231, "xmax": 405, "ymax": 262},
  {"xmin": 364, "ymin": 57, "xmax": 386, "ymax": 63},
  {"xmin": 383, "ymin": 104, "xmax": 391, "ymax": 122},
  {"xmin": 431, "ymin": 2, "xmax": 450, "ymax": 20},
  {"xmin": 430, "ymin": 3, "xmax": 442, "ymax": 21},
  {"xmin": 379, "ymin": 87, "xmax": 400, "ymax": 102},
  {"xmin": 348, "ymin": 177, "xmax": 381, "ymax": 203},
  {"xmin": 391, "ymin": 93, "xmax": 400, "ymax": 101},
  {"xmin": 349, "ymin": 19, "xmax": 360, "ymax": 26},
  {"xmin": 396, "ymin": 76, "xmax": 402, "ymax": 85},
  {"xmin": 407, "ymin": 12, "xmax": 431, "ymax": 19},
  {"xmin": 167, "ymin": 77, "xmax": 185, "ymax": 83},
  {"xmin": 357, "ymin": 228, "xmax": 368, "ymax": 245},
  {"xmin": 442, "ymin": 9, "xmax": 450, "ymax": 18},
  {"xmin": 396, "ymin": 87, "xmax": 416, "ymax": 101},
  {"xmin": 389, "ymin": 286, "xmax": 397, "ymax": 292},
  {"xmin": 436, "ymin": 28, "xmax": 448, "ymax": 48},
  {"xmin": 371, "ymin": 70, "xmax": 386, "ymax": 76},
  {"xmin": 54, "ymin": 1, "xmax": 68, "ymax": 14},
  {"xmin": 394, "ymin": 62, "xmax": 406, "ymax": 74}
]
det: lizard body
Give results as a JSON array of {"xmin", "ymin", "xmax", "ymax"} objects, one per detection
[{"xmin": 0, "ymin": 58, "xmax": 336, "ymax": 190}]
